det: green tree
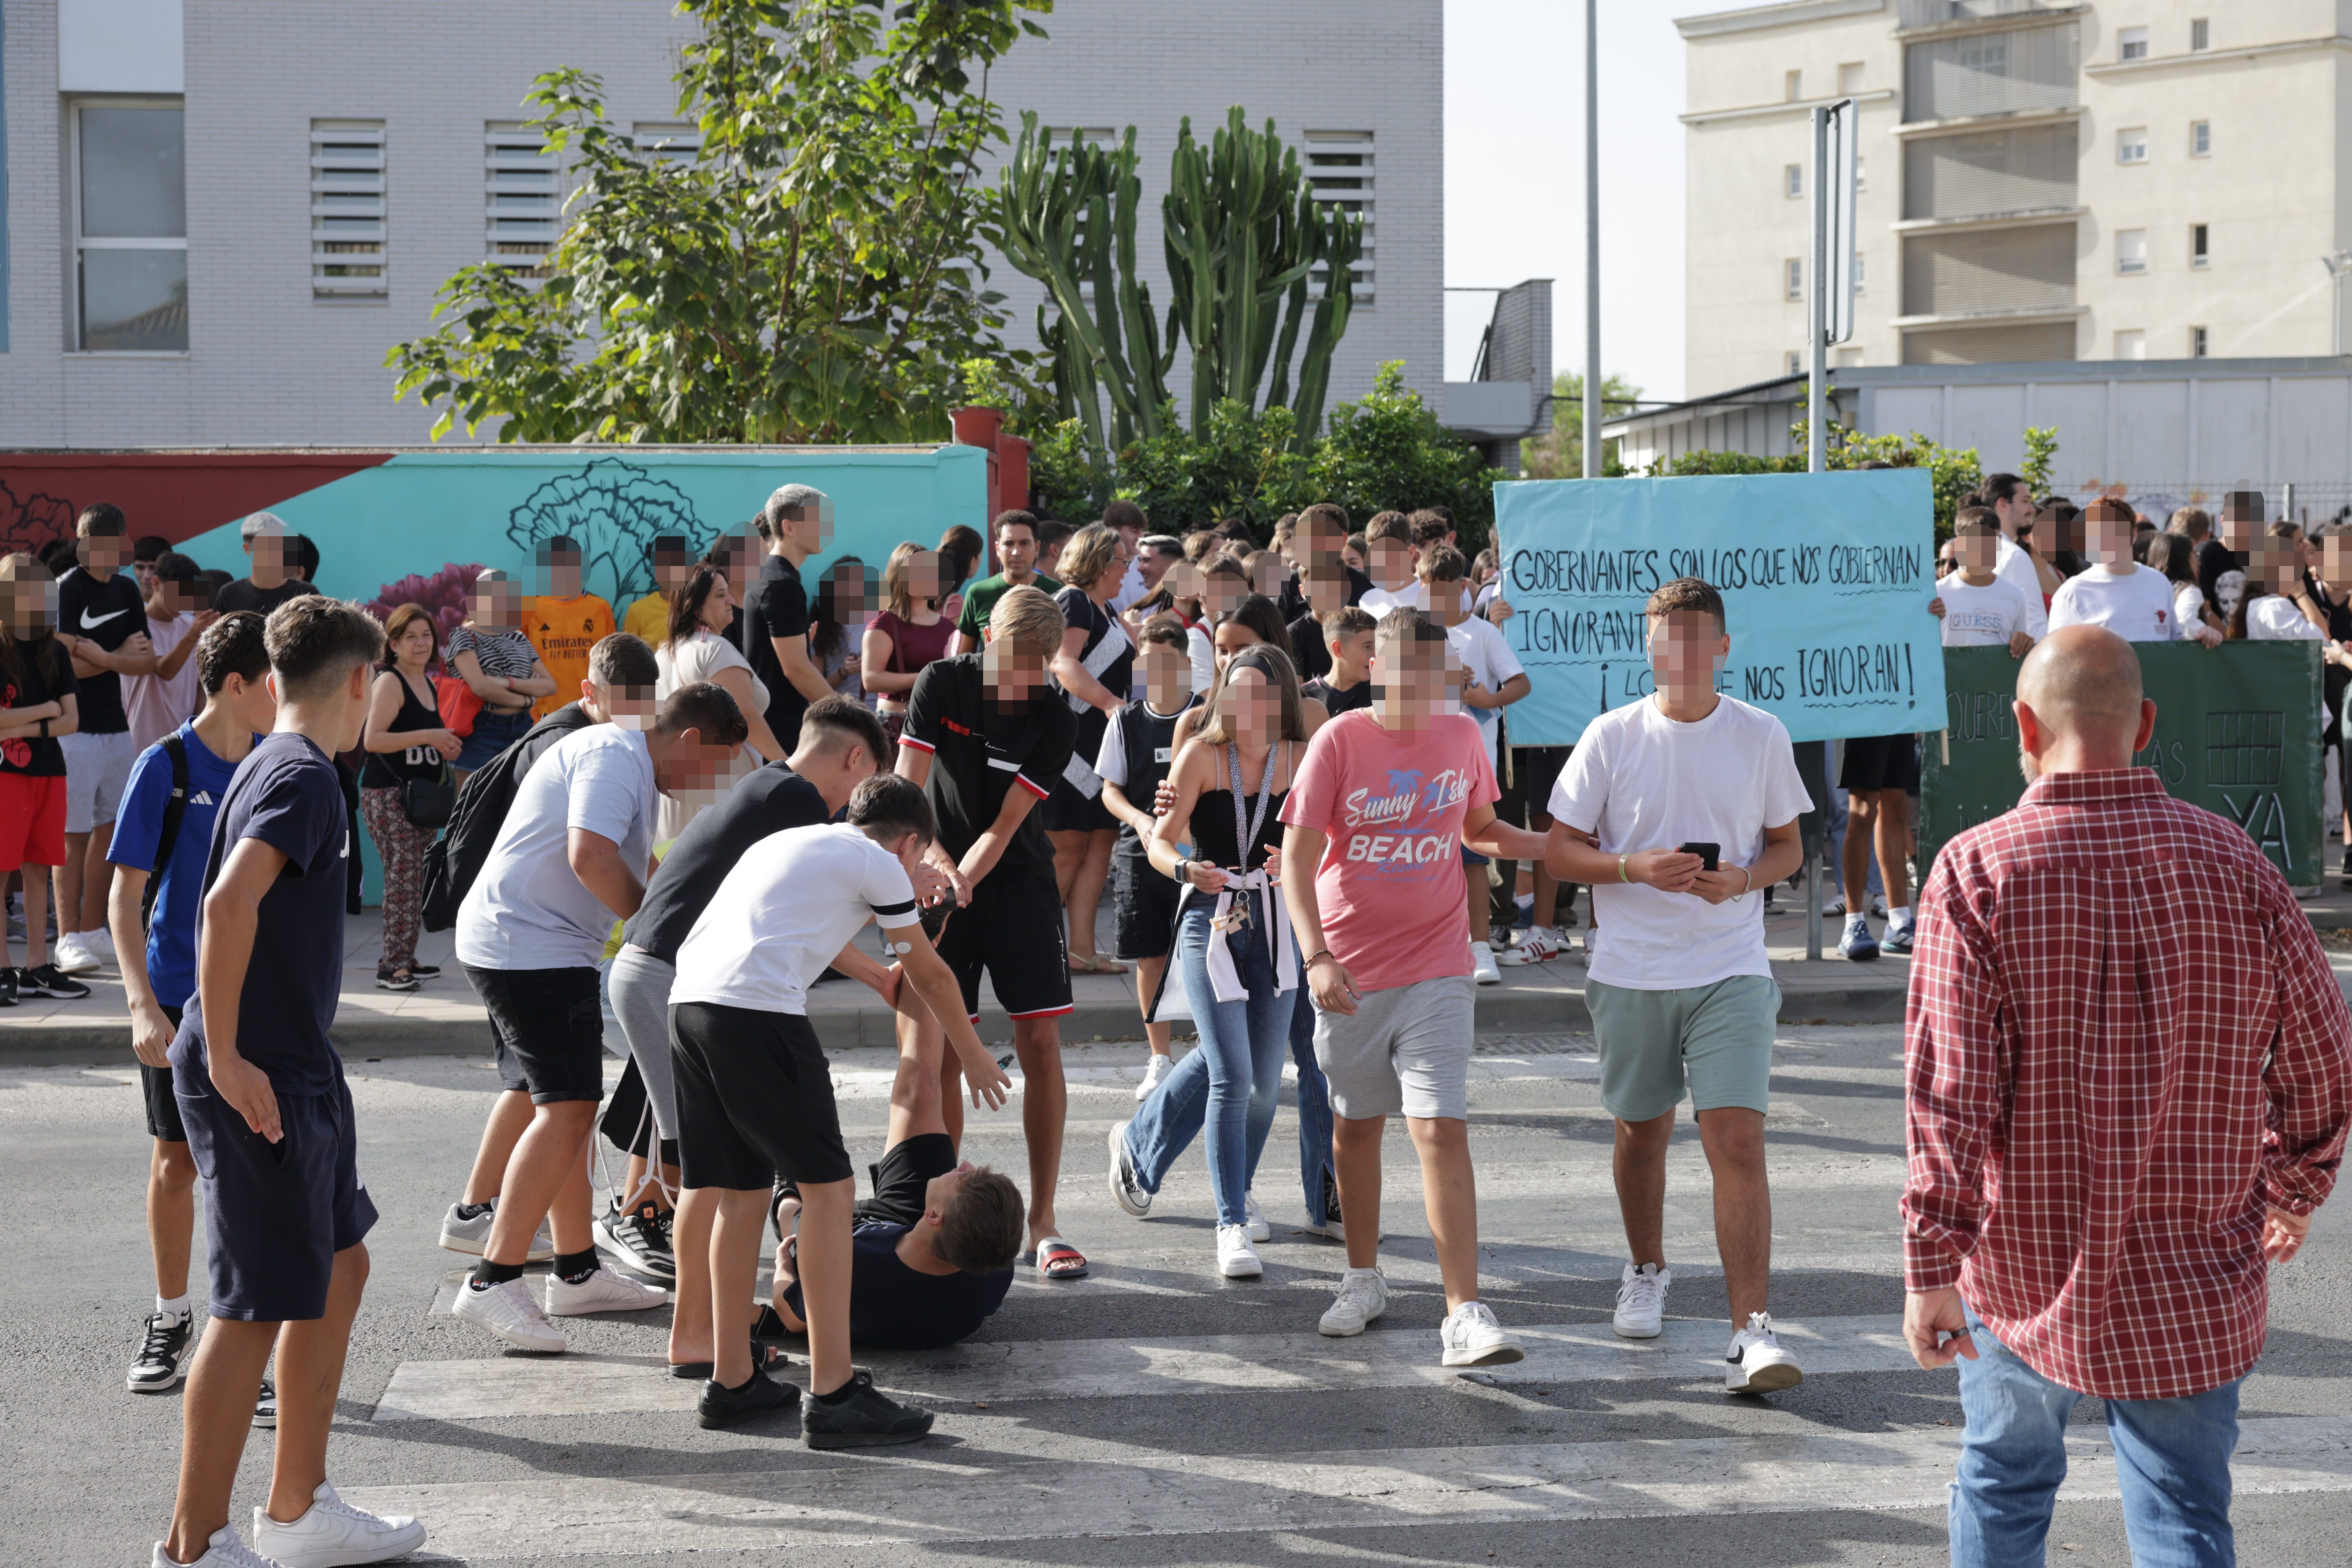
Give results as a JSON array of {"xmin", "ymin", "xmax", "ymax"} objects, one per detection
[
  {"xmin": 1519, "ymin": 370, "xmax": 1644, "ymax": 479},
  {"xmin": 1309, "ymin": 364, "xmax": 1506, "ymax": 553},
  {"xmin": 389, "ymin": 0, "xmax": 1048, "ymax": 444},
  {"xmin": 1658, "ymin": 421, "xmax": 1987, "ymax": 537}
]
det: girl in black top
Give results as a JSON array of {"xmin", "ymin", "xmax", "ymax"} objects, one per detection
[
  {"xmin": 359, "ymin": 604, "xmax": 463, "ymax": 990},
  {"xmin": 1047, "ymin": 524, "xmax": 1136, "ymax": 973}
]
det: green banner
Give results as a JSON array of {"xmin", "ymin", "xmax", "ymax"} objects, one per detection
[{"xmin": 1919, "ymin": 642, "xmax": 2325, "ymax": 884}]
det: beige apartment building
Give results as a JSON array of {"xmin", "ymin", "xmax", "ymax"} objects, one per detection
[{"xmin": 1680, "ymin": 0, "xmax": 2350, "ymax": 392}]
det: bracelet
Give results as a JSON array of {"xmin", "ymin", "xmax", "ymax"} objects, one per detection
[
  {"xmin": 1732, "ymin": 864, "xmax": 1753, "ymax": 902},
  {"xmin": 1617, "ymin": 853, "xmax": 1630, "ymax": 883},
  {"xmin": 1176, "ymin": 859, "xmax": 1190, "ymax": 886},
  {"xmin": 1304, "ymin": 949, "xmax": 1338, "ymax": 971}
]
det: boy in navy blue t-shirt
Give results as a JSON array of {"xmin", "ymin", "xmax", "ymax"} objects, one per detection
[
  {"xmin": 157, "ymin": 597, "xmax": 429, "ymax": 1568},
  {"xmin": 102, "ymin": 611, "xmax": 272, "ymax": 1400}
]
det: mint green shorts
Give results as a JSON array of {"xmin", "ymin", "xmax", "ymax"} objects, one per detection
[{"xmin": 1584, "ymin": 974, "xmax": 1779, "ymax": 1122}]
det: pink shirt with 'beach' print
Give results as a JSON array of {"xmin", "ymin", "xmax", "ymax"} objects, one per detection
[{"xmin": 1281, "ymin": 709, "xmax": 1497, "ymax": 993}]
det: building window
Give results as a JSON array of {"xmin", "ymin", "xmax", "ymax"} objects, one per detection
[
  {"xmin": 1785, "ymin": 163, "xmax": 1803, "ymax": 199},
  {"xmin": 2117, "ymin": 127, "xmax": 2149, "ymax": 164},
  {"xmin": 1786, "ymin": 257, "xmax": 1804, "ymax": 300},
  {"xmin": 1303, "ymin": 131, "xmax": 1375, "ymax": 306},
  {"xmin": 2190, "ymin": 18, "xmax": 2209, "ymax": 52},
  {"xmin": 486, "ymin": 122, "xmax": 560, "ymax": 276},
  {"xmin": 310, "ymin": 121, "xmax": 385, "ymax": 298},
  {"xmin": 2190, "ymin": 120, "xmax": 2210, "ymax": 157},
  {"xmin": 629, "ymin": 122, "xmax": 703, "ymax": 167},
  {"xmin": 1786, "ymin": 69, "xmax": 1804, "ymax": 102},
  {"xmin": 2116, "ymin": 229, "xmax": 2147, "ymax": 274},
  {"xmin": 72, "ymin": 101, "xmax": 187, "ymax": 352},
  {"xmin": 1855, "ymin": 153, "xmax": 1867, "ymax": 192},
  {"xmin": 2115, "ymin": 329, "xmax": 2145, "ymax": 359},
  {"xmin": 2190, "ymin": 325, "xmax": 2208, "ymax": 358},
  {"xmin": 2190, "ymin": 223, "xmax": 2209, "ymax": 268},
  {"xmin": 1838, "ymin": 61, "xmax": 1865, "ymax": 96},
  {"xmin": 1786, "ymin": 350, "xmax": 1803, "ymax": 375},
  {"xmin": 2118, "ymin": 26, "xmax": 2149, "ymax": 61}
]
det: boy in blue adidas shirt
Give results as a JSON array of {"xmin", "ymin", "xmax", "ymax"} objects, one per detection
[{"xmin": 103, "ymin": 611, "xmax": 272, "ymax": 1399}]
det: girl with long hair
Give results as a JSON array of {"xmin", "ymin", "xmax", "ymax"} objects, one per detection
[
  {"xmin": 807, "ymin": 555, "xmax": 874, "ymax": 704},
  {"xmin": 658, "ymin": 563, "xmax": 784, "ymax": 838},
  {"xmin": 1045, "ymin": 524, "xmax": 1135, "ymax": 975},
  {"xmin": 863, "ymin": 543, "xmax": 956, "ymax": 750},
  {"xmin": 0, "ymin": 553, "xmax": 84, "ymax": 1000}
]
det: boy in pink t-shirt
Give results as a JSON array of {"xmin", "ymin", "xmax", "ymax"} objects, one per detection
[{"xmin": 1279, "ymin": 608, "xmax": 1549, "ymax": 1368}]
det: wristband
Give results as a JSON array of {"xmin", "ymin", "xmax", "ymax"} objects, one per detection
[
  {"xmin": 1304, "ymin": 949, "xmax": 1337, "ymax": 971},
  {"xmin": 38, "ymin": 719, "xmax": 49, "ymax": 738},
  {"xmin": 1618, "ymin": 853, "xmax": 1630, "ymax": 883}
]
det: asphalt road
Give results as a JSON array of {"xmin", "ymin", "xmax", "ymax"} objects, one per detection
[{"xmin": 5, "ymin": 1023, "xmax": 2349, "ymax": 1565}]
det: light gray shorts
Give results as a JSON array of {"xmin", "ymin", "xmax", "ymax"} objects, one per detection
[
  {"xmin": 58, "ymin": 729, "xmax": 136, "ymax": 834},
  {"xmin": 1585, "ymin": 973, "xmax": 1779, "ymax": 1123},
  {"xmin": 1312, "ymin": 973, "xmax": 1476, "ymax": 1122}
]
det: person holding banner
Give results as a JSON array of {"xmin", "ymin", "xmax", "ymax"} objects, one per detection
[{"xmin": 1541, "ymin": 577, "xmax": 1815, "ymax": 1393}]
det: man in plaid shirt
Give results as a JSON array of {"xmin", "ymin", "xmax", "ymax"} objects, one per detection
[{"xmin": 1903, "ymin": 624, "xmax": 2350, "ymax": 1567}]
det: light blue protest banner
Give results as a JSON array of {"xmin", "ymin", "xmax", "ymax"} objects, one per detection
[{"xmin": 1494, "ymin": 469, "xmax": 1945, "ymax": 746}]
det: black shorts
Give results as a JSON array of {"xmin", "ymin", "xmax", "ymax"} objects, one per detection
[
  {"xmin": 1110, "ymin": 836, "xmax": 1178, "ymax": 960},
  {"xmin": 935, "ymin": 864, "xmax": 1073, "ymax": 1022},
  {"xmin": 1839, "ymin": 732, "xmax": 1921, "ymax": 795},
  {"xmin": 465, "ymin": 964, "xmax": 605, "ymax": 1105},
  {"xmin": 1514, "ymin": 745, "xmax": 1572, "ymax": 817},
  {"xmin": 143, "ymin": 1003, "xmax": 186, "ymax": 1142},
  {"xmin": 671, "ymin": 1002, "xmax": 851, "ymax": 1190},
  {"xmin": 1042, "ymin": 776, "xmax": 1117, "ymax": 833},
  {"xmin": 175, "ymin": 1054, "xmax": 377, "ymax": 1322}
]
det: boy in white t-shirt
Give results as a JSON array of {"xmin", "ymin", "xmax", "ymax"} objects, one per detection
[
  {"xmin": 1423, "ymin": 546, "xmax": 1529, "ymax": 984},
  {"xmin": 1543, "ymin": 577, "xmax": 1815, "ymax": 1395},
  {"xmin": 1936, "ymin": 512, "xmax": 2036, "ymax": 657},
  {"xmin": 2048, "ymin": 499, "xmax": 2184, "ymax": 643}
]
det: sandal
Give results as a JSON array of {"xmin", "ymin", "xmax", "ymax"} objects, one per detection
[
  {"xmin": 1068, "ymin": 953, "xmax": 1130, "ymax": 976},
  {"xmin": 1033, "ymin": 1236, "xmax": 1090, "ymax": 1279}
]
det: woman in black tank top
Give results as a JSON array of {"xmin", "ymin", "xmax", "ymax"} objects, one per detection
[
  {"xmin": 359, "ymin": 608, "xmax": 464, "ymax": 991},
  {"xmin": 1120, "ymin": 644, "xmax": 1312, "ymax": 1279}
]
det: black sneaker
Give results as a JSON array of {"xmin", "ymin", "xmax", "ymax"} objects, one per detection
[
  {"xmin": 252, "ymin": 1377, "xmax": 277, "ymax": 1428},
  {"xmin": 408, "ymin": 963, "xmax": 441, "ymax": 978},
  {"xmin": 802, "ymin": 1370, "xmax": 934, "ymax": 1449},
  {"xmin": 17, "ymin": 964, "xmax": 91, "ymax": 1000},
  {"xmin": 594, "ymin": 1197, "xmax": 676, "ymax": 1282},
  {"xmin": 127, "ymin": 1310, "xmax": 194, "ymax": 1392},
  {"xmin": 0, "ymin": 967, "xmax": 15, "ymax": 1007},
  {"xmin": 697, "ymin": 1368, "xmax": 802, "ymax": 1429}
]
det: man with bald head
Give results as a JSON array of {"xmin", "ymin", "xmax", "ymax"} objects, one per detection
[{"xmin": 1902, "ymin": 624, "xmax": 2350, "ymax": 1566}]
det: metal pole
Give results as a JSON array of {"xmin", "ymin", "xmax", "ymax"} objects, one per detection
[
  {"xmin": 1582, "ymin": 0, "xmax": 1602, "ymax": 481},
  {"xmin": 1808, "ymin": 104, "xmax": 1828, "ymax": 474}
]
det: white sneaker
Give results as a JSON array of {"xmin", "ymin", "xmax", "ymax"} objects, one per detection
[
  {"xmin": 52, "ymin": 931, "xmax": 100, "ymax": 975},
  {"xmin": 450, "ymin": 1275, "xmax": 566, "ymax": 1352},
  {"xmin": 1499, "ymin": 926, "xmax": 1568, "ymax": 966},
  {"xmin": 1216, "ymin": 1223, "xmax": 1262, "ymax": 1278},
  {"xmin": 1471, "ymin": 941, "xmax": 1502, "ymax": 985},
  {"xmin": 436, "ymin": 1201, "xmax": 554, "ymax": 1262},
  {"xmin": 1724, "ymin": 1310, "xmax": 1804, "ymax": 1393},
  {"xmin": 1133, "ymin": 1053, "xmax": 1174, "ymax": 1101},
  {"xmin": 1243, "ymin": 1189, "xmax": 1271, "ymax": 1242},
  {"xmin": 1318, "ymin": 1268, "xmax": 1389, "ymax": 1336},
  {"xmin": 1106, "ymin": 1120, "xmax": 1152, "ymax": 1217},
  {"xmin": 251, "ymin": 1480, "xmax": 426, "ymax": 1568},
  {"xmin": 544, "ymin": 1264, "xmax": 669, "ymax": 1316},
  {"xmin": 1440, "ymin": 1299, "xmax": 1526, "ymax": 1367},
  {"xmin": 152, "ymin": 1523, "xmax": 284, "ymax": 1568},
  {"xmin": 1612, "ymin": 1261, "xmax": 1671, "ymax": 1339},
  {"xmin": 84, "ymin": 926, "xmax": 117, "ymax": 962}
]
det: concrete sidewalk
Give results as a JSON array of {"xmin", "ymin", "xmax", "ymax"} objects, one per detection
[{"xmin": 14, "ymin": 884, "xmax": 2352, "ymax": 1065}]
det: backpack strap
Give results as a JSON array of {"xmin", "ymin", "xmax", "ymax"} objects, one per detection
[{"xmin": 140, "ymin": 733, "xmax": 190, "ymax": 930}]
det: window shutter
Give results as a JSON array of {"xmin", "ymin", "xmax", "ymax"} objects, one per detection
[
  {"xmin": 1904, "ymin": 22, "xmax": 2079, "ymax": 122},
  {"xmin": 486, "ymin": 123, "xmax": 559, "ymax": 276},
  {"xmin": 1903, "ymin": 124, "xmax": 2077, "ymax": 221},
  {"xmin": 1902, "ymin": 223, "xmax": 2076, "ymax": 316},
  {"xmin": 1303, "ymin": 131, "xmax": 1374, "ymax": 306},
  {"xmin": 311, "ymin": 121, "xmax": 385, "ymax": 297}
]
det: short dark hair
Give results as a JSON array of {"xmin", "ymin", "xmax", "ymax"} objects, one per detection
[
  {"xmin": 265, "ymin": 595, "xmax": 385, "ymax": 698},
  {"xmin": 650, "ymin": 533, "xmax": 690, "ymax": 564},
  {"xmin": 76, "ymin": 503, "xmax": 127, "ymax": 538},
  {"xmin": 1416, "ymin": 543, "xmax": 1468, "ymax": 583},
  {"xmin": 543, "ymin": 534, "xmax": 582, "ymax": 556},
  {"xmin": 196, "ymin": 610, "xmax": 269, "ymax": 696},
  {"xmin": 801, "ymin": 693, "xmax": 889, "ymax": 769},
  {"xmin": 1982, "ymin": 473, "xmax": 2028, "ymax": 508},
  {"xmin": 133, "ymin": 535, "xmax": 172, "ymax": 563},
  {"xmin": 1644, "ymin": 576, "xmax": 1726, "ymax": 633},
  {"xmin": 153, "ymin": 551, "xmax": 200, "ymax": 585},
  {"xmin": 1034, "ymin": 518, "xmax": 1075, "ymax": 554},
  {"xmin": 1138, "ymin": 611, "xmax": 1190, "ymax": 654},
  {"xmin": 1298, "ymin": 502, "xmax": 1350, "ymax": 537},
  {"xmin": 1373, "ymin": 605, "xmax": 1445, "ymax": 651},
  {"xmin": 655, "ymin": 681, "xmax": 750, "ymax": 748},
  {"xmin": 992, "ymin": 509, "xmax": 1038, "ymax": 544},
  {"xmin": 1101, "ymin": 499, "xmax": 1147, "ymax": 533},
  {"xmin": 588, "ymin": 632, "xmax": 659, "ymax": 693},
  {"xmin": 935, "ymin": 1167, "xmax": 1026, "ymax": 1273},
  {"xmin": 1365, "ymin": 510, "xmax": 1412, "ymax": 546},
  {"xmin": 847, "ymin": 771, "xmax": 936, "ymax": 847},
  {"xmin": 1321, "ymin": 604, "xmax": 1376, "ymax": 642},
  {"xmin": 292, "ymin": 534, "xmax": 320, "ymax": 582},
  {"xmin": 1408, "ymin": 508, "xmax": 1453, "ymax": 547}
]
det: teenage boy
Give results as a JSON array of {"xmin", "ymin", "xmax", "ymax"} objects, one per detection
[
  {"xmin": 1096, "ymin": 614, "xmax": 1199, "ymax": 1096},
  {"xmin": 622, "ymin": 534, "xmax": 694, "ymax": 645},
  {"xmin": 157, "ymin": 596, "xmax": 426, "ymax": 1568},
  {"xmin": 53, "ymin": 503, "xmax": 156, "ymax": 977},
  {"xmin": 209, "ymin": 511, "xmax": 319, "ymax": 617},
  {"xmin": 1423, "ymin": 546, "xmax": 1529, "ymax": 985},
  {"xmin": 107, "ymin": 612, "xmax": 273, "ymax": 1398},
  {"xmin": 1034, "ymin": 517, "xmax": 1075, "ymax": 580},
  {"xmin": 1279, "ymin": 607, "xmax": 1550, "ymax": 1367},
  {"xmin": 668, "ymin": 774, "xmax": 1012, "ymax": 1441},
  {"xmin": 950, "ymin": 510, "xmax": 1063, "ymax": 655},
  {"xmin": 2049, "ymin": 497, "xmax": 2186, "ymax": 643},
  {"xmin": 897, "ymin": 586, "xmax": 1087, "ymax": 1275},
  {"xmin": 1286, "ymin": 505, "xmax": 1373, "ymax": 683},
  {"xmin": 521, "ymin": 534, "xmax": 617, "ymax": 721},
  {"xmin": 448, "ymin": 682, "xmax": 746, "ymax": 1354},
  {"xmin": 610, "ymin": 695, "xmax": 888, "ymax": 1353},
  {"xmin": 1542, "ymin": 577, "xmax": 1815, "ymax": 1394},
  {"xmin": 743, "ymin": 483, "xmax": 838, "ymax": 756},
  {"xmin": 1302, "ymin": 605, "xmax": 1376, "ymax": 716},
  {"xmin": 1354, "ymin": 512, "xmax": 1418, "ymax": 618},
  {"xmin": 125, "ymin": 553, "xmax": 218, "ymax": 753},
  {"xmin": 1936, "ymin": 510, "xmax": 2037, "ymax": 659}
]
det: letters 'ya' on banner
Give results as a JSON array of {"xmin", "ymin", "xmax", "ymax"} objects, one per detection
[{"xmin": 1494, "ymin": 469, "xmax": 1947, "ymax": 746}]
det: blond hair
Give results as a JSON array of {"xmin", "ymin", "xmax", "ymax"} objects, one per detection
[
  {"xmin": 882, "ymin": 541, "xmax": 936, "ymax": 620},
  {"xmin": 1057, "ymin": 523, "xmax": 1122, "ymax": 590},
  {"xmin": 989, "ymin": 583, "xmax": 1065, "ymax": 657}
]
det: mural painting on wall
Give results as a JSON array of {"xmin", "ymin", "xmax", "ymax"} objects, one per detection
[
  {"xmin": 505, "ymin": 459, "xmax": 706, "ymax": 608},
  {"xmin": 363, "ymin": 563, "xmax": 489, "ymax": 648},
  {"xmin": 0, "ymin": 481, "xmax": 80, "ymax": 555}
]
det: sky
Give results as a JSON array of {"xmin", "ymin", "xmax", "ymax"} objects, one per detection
[{"xmin": 1444, "ymin": 0, "xmax": 1751, "ymax": 406}]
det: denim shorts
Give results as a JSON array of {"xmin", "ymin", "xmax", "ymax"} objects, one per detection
[{"xmin": 455, "ymin": 706, "xmax": 534, "ymax": 773}]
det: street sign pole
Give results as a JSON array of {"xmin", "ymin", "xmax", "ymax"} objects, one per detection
[
  {"xmin": 1804, "ymin": 96, "xmax": 1857, "ymax": 960},
  {"xmin": 1583, "ymin": 0, "xmax": 1602, "ymax": 482}
]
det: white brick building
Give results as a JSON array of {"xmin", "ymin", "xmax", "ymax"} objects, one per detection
[{"xmin": 0, "ymin": 0, "xmax": 1443, "ymax": 448}]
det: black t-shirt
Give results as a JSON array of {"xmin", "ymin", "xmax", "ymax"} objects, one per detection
[
  {"xmin": 211, "ymin": 578, "xmax": 318, "ymax": 617},
  {"xmin": 743, "ymin": 554, "xmax": 811, "ymax": 754},
  {"xmin": 901, "ymin": 655, "xmax": 1077, "ymax": 874},
  {"xmin": 1287, "ymin": 611, "xmax": 1333, "ymax": 681},
  {"xmin": 781, "ymin": 1133, "xmax": 1012, "ymax": 1350},
  {"xmin": 0, "ymin": 639, "xmax": 78, "ymax": 777},
  {"xmin": 56, "ymin": 567, "xmax": 147, "ymax": 734},
  {"xmin": 623, "ymin": 762, "xmax": 831, "ymax": 963},
  {"xmin": 360, "ymin": 669, "xmax": 447, "ymax": 789},
  {"xmin": 1304, "ymin": 675, "xmax": 1374, "ymax": 716},
  {"xmin": 2194, "ymin": 539, "xmax": 2237, "ymax": 604},
  {"xmin": 1277, "ymin": 565, "xmax": 1374, "ymax": 623},
  {"xmin": 1053, "ymin": 586, "xmax": 1134, "ymax": 769}
]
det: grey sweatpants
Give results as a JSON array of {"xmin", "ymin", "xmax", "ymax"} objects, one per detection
[{"xmin": 607, "ymin": 944, "xmax": 680, "ymax": 1144}]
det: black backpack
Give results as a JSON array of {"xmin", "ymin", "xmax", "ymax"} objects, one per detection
[
  {"xmin": 139, "ymin": 734, "xmax": 191, "ymax": 931},
  {"xmin": 419, "ymin": 706, "xmax": 593, "ymax": 932}
]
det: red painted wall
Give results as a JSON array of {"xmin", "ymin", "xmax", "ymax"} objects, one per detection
[{"xmin": 0, "ymin": 452, "xmax": 391, "ymax": 555}]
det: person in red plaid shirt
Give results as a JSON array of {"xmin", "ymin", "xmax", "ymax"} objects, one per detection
[{"xmin": 1902, "ymin": 624, "xmax": 2350, "ymax": 1568}]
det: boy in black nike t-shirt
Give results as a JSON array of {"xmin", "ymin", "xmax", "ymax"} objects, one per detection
[
  {"xmin": 1096, "ymin": 614, "xmax": 1197, "ymax": 1088},
  {"xmin": 894, "ymin": 586, "xmax": 1087, "ymax": 1277}
]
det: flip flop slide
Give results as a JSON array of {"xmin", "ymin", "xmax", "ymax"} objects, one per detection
[{"xmin": 1034, "ymin": 1237, "xmax": 1090, "ymax": 1279}]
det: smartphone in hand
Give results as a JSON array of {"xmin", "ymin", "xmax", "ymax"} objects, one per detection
[{"xmin": 1677, "ymin": 841, "xmax": 1721, "ymax": 871}]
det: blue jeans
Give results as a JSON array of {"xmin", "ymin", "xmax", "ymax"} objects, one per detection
[
  {"xmin": 1125, "ymin": 895, "xmax": 1333, "ymax": 1228},
  {"xmin": 1951, "ymin": 1302, "xmax": 2240, "ymax": 1568},
  {"xmin": 456, "ymin": 705, "xmax": 533, "ymax": 773}
]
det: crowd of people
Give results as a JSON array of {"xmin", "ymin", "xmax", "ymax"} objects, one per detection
[{"xmin": 0, "ymin": 474, "xmax": 2344, "ymax": 1568}]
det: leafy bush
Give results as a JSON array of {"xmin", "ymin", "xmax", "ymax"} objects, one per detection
[{"xmin": 1651, "ymin": 423, "xmax": 1987, "ymax": 539}]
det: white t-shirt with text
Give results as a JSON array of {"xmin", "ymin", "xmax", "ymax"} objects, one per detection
[
  {"xmin": 2047, "ymin": 564, "xmax": 2180, "ymax": 642},
  {"xmin": 670, "ymin": 823, "xmax": 923, "ymax": 1015},
  {"xmin": 457, "ymin": 723, "xmax": 659, "ymax": 971},
  {"xmin": 1936, "ymin": 575, "xmax": 2036, "ymax": 649}
]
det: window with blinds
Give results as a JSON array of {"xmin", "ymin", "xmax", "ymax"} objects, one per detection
[
  {"xmin": 1902, "ymin": 319, "xmax": 2076, "ymax": 364},
  {"xmin": 311, "ymin": 121, "xmax": 385, "ymax": 298},
  {"xmin": 1902, "ymin": 123, "xmax": 2076, "ymax": 221},
  {"xmin": 630, "ymin": 123, "xmax": 702, "ymax": 167},
  {"xmin": 1904, "ymin": 21, "xmax": 2078, "ymax": 122},
  {"xmin": 1901, "ymin": 222, "xmax": 2075, "ymax": 316},
  {"xmin": 1303, "ymin": 131, "xmax": 1374, "ymax": 306},
  {"xmin": 486, "ymin": 123, "xmax": 560, "ymax": 275}
]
